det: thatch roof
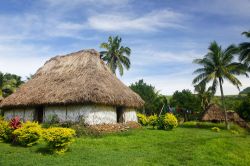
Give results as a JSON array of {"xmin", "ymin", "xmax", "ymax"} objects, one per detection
[
  {"xmin": 0, "ymin": 49, "xmax": 144, "ymax": 109},
  {"xmin": 201, "ymin": 104, "xmax": 225, "ymax": 121},
  {"xmin": 201, "ymin": 104, "xmax": 245, "ymax": 122}
]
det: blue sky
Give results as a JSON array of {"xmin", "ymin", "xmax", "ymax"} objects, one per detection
[{"xmin": 0, "ymin": 0, "xmax": 249, "ymax": 95}]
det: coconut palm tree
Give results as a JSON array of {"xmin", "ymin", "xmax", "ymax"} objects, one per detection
[
  {"xmin": 239, "ymin": 31, "xmax": 250, "ymax": 68},
  {"xmin": 193, "ymin": 41, "xmax": 248, "ymax": 129},
  {"xmin": 194, "ymin": 83, "xmax": 214, "ymax": 112},
  {"xmin": 100, "ymin": 36, "xmax": 131, "ymax": 76}
]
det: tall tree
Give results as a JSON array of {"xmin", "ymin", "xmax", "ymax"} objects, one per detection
[
  {"xmin": 194, "ymin": 83, "xmax": 214, "ymax": 112},
  {"xmin": 100, "ymin": 36, "xmax": 131, "ymax": 76},
  {"xmin": 239, "ymin": 31, "xmax": 250, "ymax": 68},
  {"xmin": 193, "ymin": 41, "xmax": 247, "ymax": 129}
]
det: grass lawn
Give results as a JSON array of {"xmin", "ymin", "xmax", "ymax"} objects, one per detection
[{"xmin": 0, "ymin": 127, "xmax": 250, "ymax": 166}]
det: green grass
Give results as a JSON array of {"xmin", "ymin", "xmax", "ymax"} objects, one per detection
[{"xmin": 0, "ymin": 127, "xmax": 250, "ymax": 166}]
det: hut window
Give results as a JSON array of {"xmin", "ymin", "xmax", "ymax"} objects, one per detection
[
  {"xmin": 34, "ymin": 106, "xmax": 44, "ymax": 123},
  {"xmin": 116, "ymin": 107, "xmax": 124, "ymax": 123}
]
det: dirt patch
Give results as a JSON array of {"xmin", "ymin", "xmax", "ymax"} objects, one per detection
[{"xmin": 89, "ymin": 121, "xmax": 141, "ymax": 133}]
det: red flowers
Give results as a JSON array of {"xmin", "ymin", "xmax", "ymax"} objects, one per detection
[{"xmin": 9, "ymin": 116, "xmax": 22, "ymax": 129}]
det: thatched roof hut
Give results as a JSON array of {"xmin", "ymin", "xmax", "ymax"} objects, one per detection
[
  {"xmin": 201, "ymin": 104, "xmax": 249, "ymax": 128},
  {"xmin": 201, "ymin": 104, "xmax": 225, "ymax": 122},
  {"xmin": 1, "ymin": 49, "xmax": 144, "ymax": 125}
]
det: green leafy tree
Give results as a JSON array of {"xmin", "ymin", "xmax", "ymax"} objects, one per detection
[
  {"xmin": 130, "ymin": 79, "xmax": 167, "ymax": 115},
  {"xmin": 100, "ymin": 36, "xmax": 131, "ymax": 76},
  {"xmin": 0, "ymin": 72, "xmax": 23, "ymax": 98},
  {"xmin": 236, "ymin": 93, "xmax": 250, "ymax": 121},
  {"xmin": 193, "ymin": 41, "xmax": 248, "ymax": 129},
  {"xmin": 239, "ymin": 31, "xmax": 250, "ymax": 68},
  {"xmin": 170, "ymin": 89, "xmax": 201, "ymax": 121}
]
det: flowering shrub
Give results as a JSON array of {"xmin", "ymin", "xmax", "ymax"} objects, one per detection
[
  {"xmin": 211, "ymin": 127, "xmax": 220, "ymax": 132},
  {"xmin": 137, "ymin": 113, "xmax": 149, "ymax": 126},
  {"xmin": 164, "ymin": 113, "xmax": 178, "ymax": 129},
  {"xmin": 148, "ymin": 114, "xmax": 158, "ymax": 128},
  {"xmin": 9, "ymin": 116, "xmax": 22, "ymax": 130},
  {"xmin": 13, "ymin": 121, "xmax": 42, "ymax": 146},
  {"xmin": 0, "ymin": 119, "xmax": 13, "ymax": 142},
  {"xmin": 42, "ymin": 127, "xmax": 76, "ymax": 154}
]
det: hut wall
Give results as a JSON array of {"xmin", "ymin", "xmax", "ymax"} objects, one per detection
[
  {"xmin": 123, "ymin": 108, "xmax": 138, "ymax": 122},
  {"xmin": 3, "ymin": 108, "xmax": 34, "ymax": 121},
  {"xmin": 44, "ymin": 105, "xmax": 117, "ymax": 125}
]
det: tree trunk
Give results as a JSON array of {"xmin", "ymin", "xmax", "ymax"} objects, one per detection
[{"xmin": 219, "ymin": 78, "xmax": 230, "ymax": 130}]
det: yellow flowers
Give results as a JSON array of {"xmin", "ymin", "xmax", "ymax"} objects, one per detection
[
  {"xmin": 42, "ymin": 127, "xmax": 76, "ymax": 154},
  {"xmin": 137, "ymin": 112, "xmax": 178, "ymax": 130},
  {"xmin": 211, "ymin": 127, "xmax": 220, "ymax": 132},
  {"xmin": 164, "ymin": 113, "xmax": 178, "ymax": 129},
  {"xmin": 137, "ymin": 113, "xmax": 149, "ymax": 126},
  {"xmin": 0, "ymin": 119, "xmax": 13, "ymax": 142},
  {"xmin": 13, "ymin": 121, "xmax": 42, "ymax": 146},
  {"xmin": 1, "ymin": 118, "xmax": 76, "ymax": 154}
]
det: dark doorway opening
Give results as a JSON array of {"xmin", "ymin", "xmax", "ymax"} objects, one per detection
[
  {"xmin": 34, "ymin": 106, "xmax": 44, "ymax": 123},
  {"xmin": 116, "ymin": 107, "xmax": 124, "ymax": 123}
]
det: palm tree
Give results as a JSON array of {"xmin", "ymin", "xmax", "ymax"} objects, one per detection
[
  {"xmin": 239, "ymin": 31, "xmax": 250, "ymax": 67},
  {"xmin": 193, "ymin": 41, "xmax": 248, "ymax": 129},
  {"xmin": 194, "ymin": 83, "xmax": 214, "ymax": 112},
  {"xmin": 100, "ymin": 36, "xmax": 131, "ymax": 76}
]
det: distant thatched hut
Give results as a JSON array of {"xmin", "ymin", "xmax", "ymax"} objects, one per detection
[
  {"xmin": 0, "ymin": 49, "xmax": 144, "ymax": 125},
  {"xmin": 201, "ymin": 104, "xmax": 249, "ymax": 128},
  {"xmin": 201, "ymin": 104, "xmax": 225, "ymax": 122}
]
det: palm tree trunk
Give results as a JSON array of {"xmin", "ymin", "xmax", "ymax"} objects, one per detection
[{"xmin": 219, "ymin": 78, "xmax": 230, "ymax": 130}]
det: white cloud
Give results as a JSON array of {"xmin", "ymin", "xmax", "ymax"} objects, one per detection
[
  {"xmin": 87, "ymin": 9, "xmax": 186, "ymax": 32},
  {"xmin": 131, "ymin": 49, "xmax": 202, "ymax": 66},
  {"xmin": 0, "ymin": 43, "xmax": 56, "ymax": 79}
]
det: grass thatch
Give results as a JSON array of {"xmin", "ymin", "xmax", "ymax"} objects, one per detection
[{"xmin": 0, "ymin": 49, "xmax": 144, "ymax": 109}]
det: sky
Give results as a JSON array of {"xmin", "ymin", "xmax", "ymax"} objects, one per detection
[{"xmin": 0, "ymin": 0, "xmax": 249, "ymax": 95}]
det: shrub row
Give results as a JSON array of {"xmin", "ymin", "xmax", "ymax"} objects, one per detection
[
  {"xmin": 137, "ymin": 113, "xmax": 178, "ymax": 130},
  {"xmin": 0, "ymin": 116, "xmax": 75, "ymax": 154}
]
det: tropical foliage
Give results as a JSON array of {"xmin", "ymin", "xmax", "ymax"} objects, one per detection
[
  {"xmin": 0, "ymin": 72, "xmax": 23, "ymax": 98},
  {"xmin": 130, "ymin": 79, "xmax": 168, "ymax": 115},
  {"xmin": 194, "ymin": 83, "xmax": 214, "ymax": 112},
  {"xmin": 100, "ymin": 36, "xmax": 131, "ymax": 76},
  {"xmin": 239, "ymin": 31, "xmax": 250, "ymax": 69},
  {"xmin": 236, "ymin": 94, "xmax": 250, "ymax": 121},
  {"xmin": 193, "ymin": 41, "xmax": 248, "ymax": 129},
  {"xmin": 170, "ymin": 89, "xmax": 201, "ymax": 121}
]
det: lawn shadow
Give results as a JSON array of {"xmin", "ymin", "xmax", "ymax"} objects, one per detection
[{"xmin": 36, "ymin": 146, "xmax": 54, "ymax": 155}]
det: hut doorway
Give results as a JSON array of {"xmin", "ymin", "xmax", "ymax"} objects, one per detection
[
  {"xmin": 34, "ymin": 106, "xmax": 44, "ymax": 123},
  {"xmin": 116, "ymin": 107, "xmax": 124, "ymax": 123}
]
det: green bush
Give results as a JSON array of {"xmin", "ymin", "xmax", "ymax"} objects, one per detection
[
  {"xmin": 42, "ymin": 127, "xmax": 76, "ymax": 154},
  {"xmin": 0, "ymin": 119, "xmax": 13, "ymax": 142},
  {"xmin": 137, "ymin": 113, "xmax": 149, "ymax": 126},
  {"xmin": 156, "ymin": 115, "xmax": 165, "ymax": 130},
  {"xmin": 148, "ymin": 114, "xmax": 158, "ymax": 128},
  {"xmin": 164, "ymin": 113, "xmax": 178, "ymax": 129},
  {"xmin": 156, "ymin": 113, "xmax": 178, "ymax": 130},
  {"xmin": 13, "ymin": 121, "xmax": 42, "ymax": 146},
  {"xmin": 211, "ymin": 127, "xmax": 220, "ymax": 132}
]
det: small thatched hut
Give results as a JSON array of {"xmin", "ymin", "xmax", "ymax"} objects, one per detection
[
  {"xmin": 0, "ymin": 49, "xmax": 144, "ymax": 125},
  {"xmin": 201, "ymin": 104, "xmax": 249, "ymax": 128}
]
